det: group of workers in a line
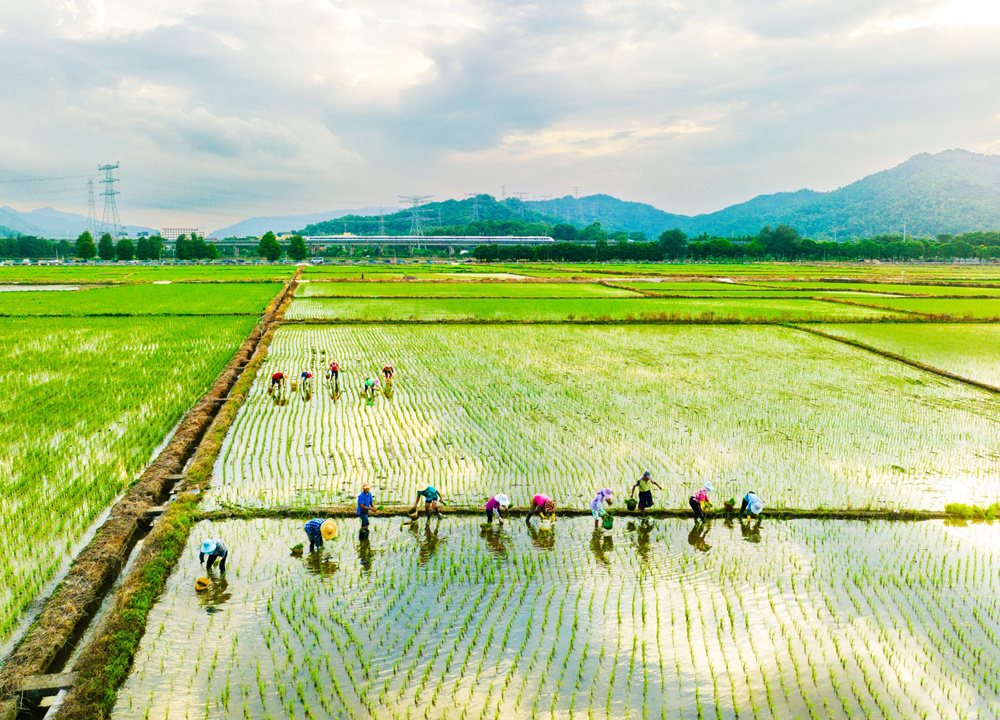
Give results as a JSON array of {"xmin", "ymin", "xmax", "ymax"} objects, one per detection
[
  {"xmin": 198, "ymin": 473, "xmax": 765, "ymax": 575},
  {"xmin": 268, "ymin": 363, "xmax": 394, "ymax": 397}
]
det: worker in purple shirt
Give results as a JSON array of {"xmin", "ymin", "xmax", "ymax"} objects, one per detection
[{"xmin": 485, "ymin": 494, "xmax": 510, "ymax": 526}]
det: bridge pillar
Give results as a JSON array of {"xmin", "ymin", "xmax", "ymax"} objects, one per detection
[{"xmin": 448, "ymin": 245, "xmax": 454, "ymax": 256}]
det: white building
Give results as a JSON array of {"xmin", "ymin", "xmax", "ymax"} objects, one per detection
[{"xmin": 161, "ymin": 228, "xmax": 206, "ymax": 241}]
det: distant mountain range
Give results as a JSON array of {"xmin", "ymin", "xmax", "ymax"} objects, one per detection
[
  {"xmin": 0, "ymin": 206, "xmax": 155, "ymax": 239},
  {"xmin": 4, "ymin": 149, "xmax": 998, "ymax": 241},
  {"xmin": 525, "ymin": 149, "xmax": 1000, "ymax": 239}
]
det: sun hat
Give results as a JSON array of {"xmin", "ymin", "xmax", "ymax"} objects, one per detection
[
  {"xmin": 543, "ymin": 499, "xmax": 556, "ymax": 513},
  {"xmin": 643, "ymin": 471, "xmax": 651, "ymax": 478},
  {"xmin": 362, "ymin": 482, "xmax": 371, "ymax": 490},
  {"xmin": 750, "ymin": 500, "xmax": 764, "ymax": 515},
  {"xmin": 321, "ymin": 519, "xmax": 338, "ymax": 540},
  {"xmin": 416, "ymin": 482, "xmax": 428, "ymax": 493},
  {"xmin": 201, "ymin": 540, "xmax": 217, "ymax": 555},
  {"xmin": 195, "ymin": 577, "xmax": 210, "ymax": 592},
  {"xmin": 703, "ymin": 482, "xmax": 714, "ymax": 493},
  {"xmin": 496, "ymin": 493, "xmax": 510, "ymax": 508}
]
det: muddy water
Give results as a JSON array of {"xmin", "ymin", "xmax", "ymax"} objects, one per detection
[{"xmin": 112, "ymin": 516, "xmax": 1000, "ymax": 720}]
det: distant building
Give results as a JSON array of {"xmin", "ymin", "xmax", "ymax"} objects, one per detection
[{"xmin": 161, "ymin": 228, "xmax": 206, "ymax": 241}]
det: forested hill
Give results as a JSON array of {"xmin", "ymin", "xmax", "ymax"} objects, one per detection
[
  {"xmin": 526, "ymin": 150, "xmax": 1000, "ymax": 239},
  {"xmin": 298, "ymin": 196, "xmax": 563, "ymax": 237}
]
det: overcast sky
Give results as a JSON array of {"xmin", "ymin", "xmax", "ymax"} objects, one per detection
[{"xmin": 1, "ymin": 0, "xmax": 999, "ymax": 229}]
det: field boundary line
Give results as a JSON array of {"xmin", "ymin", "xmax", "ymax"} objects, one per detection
[
  {"xmin": 0, "ymin": 274, "xmax": 297, "ymax": 719},
  {"xmin": 812, "ymin": 295, "xmax": 1000, "ymax": 322},
  {"xmin": 194, "ymin": 505, "xmax": 949, "ymax": 522},
  {"xmin": 790, "ymin": 324, "xmax": 1000, "ymax": 395}
]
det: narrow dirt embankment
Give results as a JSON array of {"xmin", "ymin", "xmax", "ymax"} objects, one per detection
[{"xmin": 0, "ymin": 273, "xmax": 298, "ymax": 718}]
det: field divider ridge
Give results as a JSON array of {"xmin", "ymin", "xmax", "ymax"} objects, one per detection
[
  {"xmin": 194, "ymin": 505, "xmax": 949, "ymax": 522},
  {"xmin": 0, "ymin": 272, "xmax": 298, "ymax": 719},
  {"xmin": 789, "ymin": 324, "xmax": 1000, "ymax": 395},
  {"xmin": 808, "ymin": 294, "xmax": 1000, "ymax": 321}
]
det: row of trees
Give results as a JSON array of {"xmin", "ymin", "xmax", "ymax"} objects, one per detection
[
  {"xmin": 73, "ymin": 232, "xmax": 166, "ymax": 261},
  {"xmin": 256, "ymin": 232, "xmax": 309, "ymax": 262},
  {"xmin": 473, "ymin": 224, "xmax": 1000, "ymax": 263}
]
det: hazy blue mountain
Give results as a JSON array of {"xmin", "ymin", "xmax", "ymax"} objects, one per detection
[
  {"xmin": 212, "ymin": 208, "xmax": 387, "ymax": 238},
  {"xmin": 526, "ymin": 149, "xmax": 1000, "ymax": 239},
  {"xmin": 0, "ymin": 206, "xmax": 155, "ymax": 238}
]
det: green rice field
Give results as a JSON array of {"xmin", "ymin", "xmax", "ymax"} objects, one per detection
[
  {"xmin": 6, "ymin": 262, "xmax": 1000, "ymax": 720},
  {"xmin": 0, "ymin": 282, "xmax": 283, "ymax": 315},
  {"xmin": 209, "ymin": 324, "xmax": 1000, "ymax": 512},
  {"xmin": 0, "ymin": 315, "xmax": 259, "ymax": 641},
  {"xmin": 285, "ymin": 296, "xmax": 903, "ymax": 322},
  {"xmin": 113, "ymin": 516, "xmax": 1000, "ymax": 720}
]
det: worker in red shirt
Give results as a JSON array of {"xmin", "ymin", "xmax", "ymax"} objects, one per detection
[
  {"xmin": 327, "ymin": 361, "xmax": 341, "ymax": 393},
  {"xmin": 268, "ymin": 371, "xmax": 285, "ymax": 395}
]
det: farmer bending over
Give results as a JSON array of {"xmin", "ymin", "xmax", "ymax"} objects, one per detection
[
  {"xmin": 630, "ymin": 471, "xmax": 663, "ymax": 517},
  {"xmin": 739, "ymin": 491, "xmax": 764, "ymax": 519},
  {"xmin": 304, "ymin": 518, "xmax": 337, "ymax": 552},
  {"xmin": 327, "ymin": 361, "xmax": 340, "ymax": 390},
  {"xmin": 413, "ymin": 482, "xmax": 443, "ymax": 519},
  {"xmin": 590, "ymin": 488, "xmax": 614, "ymax": 529},
  {"xmin": 268, "ymin": 372, "xmax": 285, "ymax": 395},
  {"xmin": 300, "ymin": 371, "xmax": 313, "ymax": 392},
  {"xmin": 358, "ymin": 482, "xmax": 376, "ymax": 528},
  {"xmin": 526, "ymin": 493, "xmax": 556, "ymax": 524},
  {"xmin": 382, "ymin": 365, "xmax": 394, "ymax": 382},
  {"xmin": 199, "ymin": 538, "xmax": 229, "ymax": 573},
  {"xmin": 363, "ymin": 376, "xmax": 380, "ymax": 399},
  {"xmin": 689, "ymin": 482, "xmax": 714, "ymax": 523},
  {"xmin": 485, "ymin": 494, "xmax": 510, "ymax": 526}
]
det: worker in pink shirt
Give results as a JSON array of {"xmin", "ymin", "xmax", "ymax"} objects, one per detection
[
  {"xmin": 526, "ymin": 493, "xmax": 556, "ymax": 524},
  {"xmin": 689, "ymin": 482, "xmax": 714, "ymax": 523}
]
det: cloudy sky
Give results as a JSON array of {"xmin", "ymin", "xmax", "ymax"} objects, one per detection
[{"xmin": 1, "ymin": 0, "xmax": 999, "ymax": 229}]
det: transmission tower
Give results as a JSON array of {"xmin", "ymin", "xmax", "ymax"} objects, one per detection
[
  {"xmin": 378, "ymin": 206, "xmax": 386, "ymax": 237},
  {"xmin": 86, "ymin": 179, "xmax": 98, "ymax": 237},
  {"xmin": 98, "ymin": 162, "xmax": 122, "ymax": 239},
  {"xmin": 465, "ymin": 193, "xmax": 482, "ymax": 222},
  {"xmin": 572, "ymin": 186, "xmax": 580, "ymax": 198},
  {"xmin": 513, "ymin": 192, "xmax": 529, "ymax": 218},
  {"xmin": 399, "ymin": 195, "xmax": 432, "ymax": 236}
]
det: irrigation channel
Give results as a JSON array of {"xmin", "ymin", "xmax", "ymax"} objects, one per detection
[{"xmin": 3, "ymin": 273, "xmax": 1000, "ymax": 719}]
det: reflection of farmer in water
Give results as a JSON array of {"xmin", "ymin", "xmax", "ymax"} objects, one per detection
[
  {"xmin": 687, "ymin": 522, "xmax": 712, "ymax": 553},
  {"xmin": 740, "ymin": 517, "xmax": 763, "ymax": 544},
  {"xmin": 410, "ymin": 517, "xmax": 446, "ymax": 565},
  {"xmin": 304, "ymin": 551, "xmax": 339, "ymax": 579},
  {"xmin": 358, "ymin": 529, "xmax": 374, "ymax": 572},
  {"xmin": 589, "ymin": 527, "xmax": 614, "ymax": 567},
  {"xmin": 630, "ymin": 519, "xmax": 653, "ymax": 565},
  {"xmin": 480, "ymin": 523, "xmax": 508, "ymax": 557},
  {"xmin": 526, "ymin": 521, "xmax": 555, "ymax": 551}
]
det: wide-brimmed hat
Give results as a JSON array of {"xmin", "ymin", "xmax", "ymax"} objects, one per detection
[
  {"xmin": 321, "ymin": 519, "xmax": 338, "ymax": 540},
  {"xmin": 496, "ymin": 494, "xmax": 510, "ymax": 507},
  {"xmin": 416, "ymin": 482, "xmax": 428, "ymax": 493},
  {"xmin": 703, "ymin": 482, "xmax": 714, "ymax": 493},
  {"xmin": 543, "ymin": 499, "xmax": 556, "ymax": 513},
  {"xmin": 201, "ymin": 540, "xmax": 217, "ymax": 555},
  {"xmin": 750, "ymin": 500, "xmax": 764, "ymax": 515}
]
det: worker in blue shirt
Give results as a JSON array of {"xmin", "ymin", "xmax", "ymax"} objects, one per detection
[
  {"xmin": 199, "ymin": 538, "xmax": 229, "ymax": 573},
  {"xmin": 358, "ymin": 482, "xmax": 375, "ymax": 527}
]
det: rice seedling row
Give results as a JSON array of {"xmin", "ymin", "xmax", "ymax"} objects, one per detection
[
  {"xmin": 210, "ymin": 324, "xmax": 1000, "ymax": 512},
  {"xmin": 0, "ymin": 282, "xmax": 284, "ymax": 316},
  {"xmin": 0, "ymin": 265, "xmax": 293, "ymax": 284},
  {"xmin": 284, "ymin": 296, "xmax": 903, "ymax": 322},
  {"xmin": 0, "ymin": 316, "xmax": 259, "ymax": 643},
  {"xmin": 112, "ymin": 516, "xmax": 1000, "ymax": 720}
]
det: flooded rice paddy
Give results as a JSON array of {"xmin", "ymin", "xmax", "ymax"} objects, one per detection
[{"xmin": 113, "ymin": 516, "xmax": 1000, "ymax": 720}]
